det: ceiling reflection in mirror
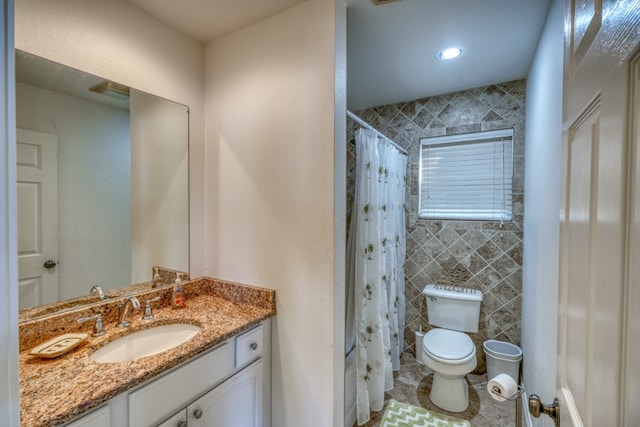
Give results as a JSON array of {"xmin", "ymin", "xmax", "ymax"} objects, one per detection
[{"xmin": 16, "ymin": 50, "xmax": 189, "ymax": 319}]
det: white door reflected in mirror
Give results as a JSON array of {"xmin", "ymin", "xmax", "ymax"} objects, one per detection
[{"xmin": 17, "ymin": 128, "xmax": 58, "ymax": 309}]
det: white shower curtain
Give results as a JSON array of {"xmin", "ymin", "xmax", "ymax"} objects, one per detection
[{"xmin": 346, "ymin": 128, "xmax": 407, "ymax": 425}]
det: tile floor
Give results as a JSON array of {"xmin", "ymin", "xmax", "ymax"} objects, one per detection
[{"xmin": 356, "ymin": 353, "xmax": 517, "ymax": 426}]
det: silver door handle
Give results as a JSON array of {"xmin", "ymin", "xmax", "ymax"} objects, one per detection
[{"xmin": 529, "ymin": 395, "xmax": 560, "ymax": 427}]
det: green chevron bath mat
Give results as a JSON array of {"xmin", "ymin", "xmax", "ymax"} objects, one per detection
[{"xmin": 380, "ymin": 399, "xmax": 471, "ymax": 427}]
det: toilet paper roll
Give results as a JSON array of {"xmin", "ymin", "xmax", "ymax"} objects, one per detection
[
  {"xmin": 415, "ymin": 330, "xmax": 424, "ymax": 364},
  {"xmin": 487, "ymin": 373, "xmax": 518, "ymax": 402}
]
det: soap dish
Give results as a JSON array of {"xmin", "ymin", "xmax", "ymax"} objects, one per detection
[{"xmin": 28, "ymin": 333, "xmax": 88, "ymax": 358}]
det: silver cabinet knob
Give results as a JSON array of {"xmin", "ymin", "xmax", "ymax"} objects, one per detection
[
  {"xmin": 193, "ymin": 408, "xmax": 203, "ymax": 419},
  {"xmin": 177, "ymin": 421, "xmax": 187, "ymax": 427},
  {"xmin": 250, "ymin": 342, "xmax": 258, "ymax": 350}
]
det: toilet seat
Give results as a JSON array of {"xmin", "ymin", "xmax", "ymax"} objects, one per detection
[{"xmin": 422, "ymin": 328, "xmax": 475, "ymax": 363}]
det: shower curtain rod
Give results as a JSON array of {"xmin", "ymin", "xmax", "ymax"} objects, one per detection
[{"xmin": 347, "ymin": 110, "xmax": 408, "ymax": 156}]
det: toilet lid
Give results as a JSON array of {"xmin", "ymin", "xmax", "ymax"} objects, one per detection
[{"xmin": 422, "ymin": 328, "xmax": 475, "ymax": 360}]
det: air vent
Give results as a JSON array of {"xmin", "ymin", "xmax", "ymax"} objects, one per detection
[
  {"xmin": 89, "ymin": 80, "xmax": 130, "ymax": 100},
  {"xmin": 372, "ymin": 0, "xmax": 401, "ymax": 5}
]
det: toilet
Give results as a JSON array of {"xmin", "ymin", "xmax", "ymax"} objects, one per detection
[{"xmin": 421, "ymin": 284, "xmax": 483, "ymax": 412}]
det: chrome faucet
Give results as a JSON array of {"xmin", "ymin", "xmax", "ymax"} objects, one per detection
[
  {"xmin": 117, "ymin": 296, "xmax": 141, "ymax": 328},
  {"xmin": 90, "ymin": 285, "xmax": 106, "ymax": 300}
]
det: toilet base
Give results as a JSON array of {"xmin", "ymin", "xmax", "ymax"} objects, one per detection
[{"xmin": 429, "ymin": 372, "xmax": 469, "ymax": 413}]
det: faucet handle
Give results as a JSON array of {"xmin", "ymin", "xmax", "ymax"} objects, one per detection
[
  {"xmin": 143, "ymin": 296, "xmax": 162, "ymax": 320},
  {"xmin": 78, "ymin": 313, "xmax": 106, "ymax": 337},
  {"xmin": 129, "ymin": 296, "xmax": 141, "ymax": 310}
]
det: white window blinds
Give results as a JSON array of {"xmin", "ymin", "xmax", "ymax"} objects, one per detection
[{"xmin": 419, "ymin": 129, "xmax": 514, "ymax": 221}]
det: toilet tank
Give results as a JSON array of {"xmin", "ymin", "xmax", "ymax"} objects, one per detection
[{"xmin": 423, "ymin": 284, "xmax": 483, "ymax": 333}]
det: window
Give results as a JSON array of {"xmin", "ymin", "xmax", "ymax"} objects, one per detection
[{"xmin": 418, "ymin": 129, "xmax": 514, "ymax": 221}]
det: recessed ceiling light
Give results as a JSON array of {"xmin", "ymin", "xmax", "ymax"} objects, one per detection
[{"xmin": 437, "ymin": 47, "xmax": 463, "ymax": 60}]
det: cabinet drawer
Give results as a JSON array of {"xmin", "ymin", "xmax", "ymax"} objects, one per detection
[
  {"xmin": 235, "ymin": 325, "xmax": 263, "ymax": 369},
  {"xmin": 129, "ymin": 342, "xmax": 234, "ymax": 427}
]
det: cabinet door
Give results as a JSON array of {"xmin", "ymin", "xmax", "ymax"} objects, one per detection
[
  {"xmin": 188, "ymin": 359, "xmax": 263, "ymax": 427},
  {"xmin": 129, "ymin": 342, "xmax": 234, "ymax": 426},
  {"xmin": 66, "ymin": 405, "xmax": 110, "ymax": 427},
  {"xmin": 157, "ymin": 410, "xmax": 187, "ymax": 427}
]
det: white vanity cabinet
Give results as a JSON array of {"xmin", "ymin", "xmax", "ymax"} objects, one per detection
[
  {"xmin": 160, "ymin": 360, "xmax": 263, "ymax": 427},
  {"xmin": 65, "ymin": 319, "xmax": 270, "ymax": 427},
  {"xmin": 157, "ymin": 411, "xmax": 187, "ymax": 427},
  {"xmin": 186, "ymin": 359, "xmax": 263, "ymax": 427},
  {"xmin": 62, "ymin": 394, "xmax": 127, "ymax": 427},
  {"xmin": 65, "ymin": 405, "xmax": 110, "ymax": 427},
  {"xmin": 132, "ymin": 320, "xmax": 270, "ymax": 427},
  {"xmin": 129, "ymin": 341, "xmax": 235, "ymax": 426}
]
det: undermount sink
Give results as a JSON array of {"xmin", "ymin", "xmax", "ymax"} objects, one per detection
[{"xmin": 90, "ymin": 323, "xmax": 201, "ymax": 363}]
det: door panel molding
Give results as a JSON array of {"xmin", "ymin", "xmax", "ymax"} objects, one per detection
[
  {"xmin": 622, "ymin": 51, "xmax": 640, "ymax": 426},
  {"xmin": 561, "ymin": 95, "xmax": 600, "ymax": 425}
]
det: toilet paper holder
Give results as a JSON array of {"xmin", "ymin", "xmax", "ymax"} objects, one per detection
[{"xmin": 489, "ymin": 383, "xmax": 523, "ymax": 401}]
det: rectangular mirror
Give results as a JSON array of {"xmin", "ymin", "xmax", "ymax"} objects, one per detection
[{"xmin": 16, "ymin": 50, "xmax": 189, "ymax": 316}]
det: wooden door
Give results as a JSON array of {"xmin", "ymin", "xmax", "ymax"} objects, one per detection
[
  {"xmin": 559, "ymin": 1, "xmax": 640, "ymax": 425},
  {"xmin": 16, "ymin": 128, "xmax": 58, "ymax": 308}
]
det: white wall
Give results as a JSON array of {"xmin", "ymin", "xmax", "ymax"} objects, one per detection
[
  {"xmin": 204, "ymin": 0, "xmax": 344, "ymax": 424},
  {"xmin": 130, "ymin": 89, "xmax": 189, "ymax": 283},
  {"xmin": 16, "ymin": 83, "xmax": 132, "ymax": 299},
  {"xmin": 522, "ymin": 0, "xmax": 563, "ymax": 425},
  {"xmin": 15, "ymin": 0, "xmax": 206, "ymax": 278},
  {"xmin": 334, "ymin": 2, "xmax": 347, "ymax": 425}
]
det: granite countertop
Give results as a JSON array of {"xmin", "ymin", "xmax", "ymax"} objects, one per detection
[{"xmin": 19, "ymin": 278, "xmax": 276, "ymax": 427}]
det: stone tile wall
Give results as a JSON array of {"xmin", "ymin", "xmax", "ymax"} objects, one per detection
[{"xmin": 347, "ymin": 80, "xmax": 525, "ymax": 373}]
